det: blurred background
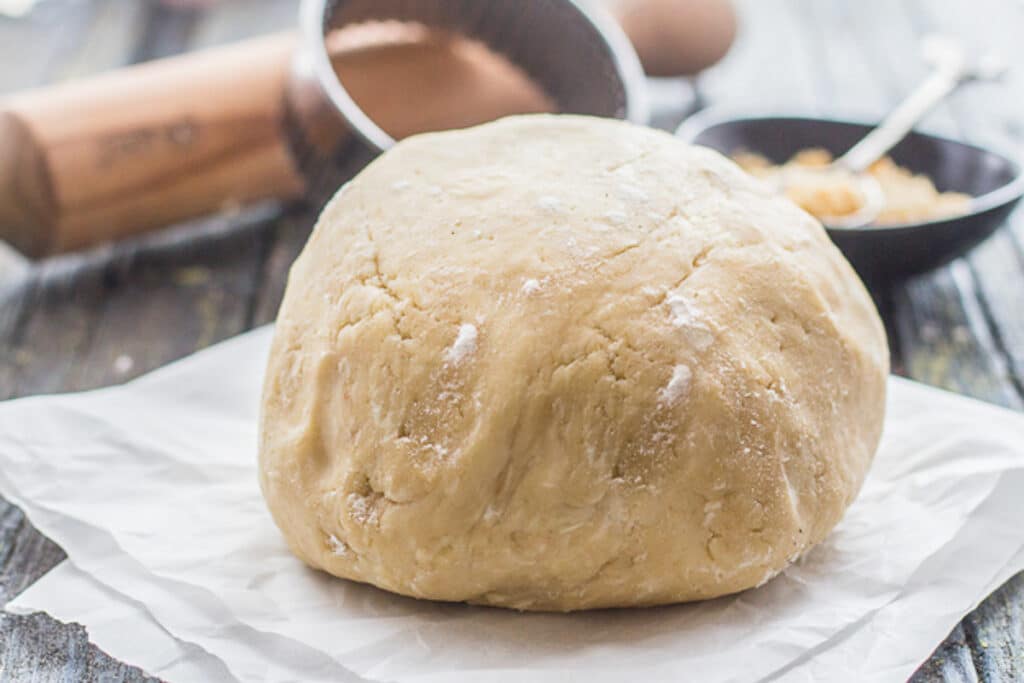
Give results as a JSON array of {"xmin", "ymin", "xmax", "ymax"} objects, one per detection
[
  {"xmin": 1, "ymin": 0, "xmax": 1020, "ymax": 395},
  {"xmin": 0, "ymin": 1, "xmax": 1022, "ymax": 680}
]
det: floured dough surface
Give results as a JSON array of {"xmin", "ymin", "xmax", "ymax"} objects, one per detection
[{"xmin": 259, "ymin": 115, "xmax": 889, "ymax": 611}]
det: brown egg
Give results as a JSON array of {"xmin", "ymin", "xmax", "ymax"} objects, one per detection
[{"xmin": 612, "ymin": 0, "xmax": 738, "ymax": 77}]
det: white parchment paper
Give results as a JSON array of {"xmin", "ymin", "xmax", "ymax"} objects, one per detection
[{"xmin": 1, "ymin": 327, "xmax": 1023, "ymax": 682}]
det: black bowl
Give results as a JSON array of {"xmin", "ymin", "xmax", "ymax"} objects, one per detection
[{"xmin": 677, "ymin": 112, "xmax": 1024, "ymax": 284}]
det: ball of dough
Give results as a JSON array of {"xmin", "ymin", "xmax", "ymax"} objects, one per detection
[{"xmin": 259, "ymin": 115, "xmax": 889, "ymax": 611}]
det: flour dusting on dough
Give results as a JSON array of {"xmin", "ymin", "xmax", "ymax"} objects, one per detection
[
  {"xmin": 666, "ymin": 292, "xmax": 700, "ymax": 326},
  {"xmin": 446, "ymin": 324, "xmax": 478, "ymax": 364},
  {"xmin": 328, "ymin": 534, "xmax": 350, "ymax": 557},
  {"xmin": 348, "ymin": 494, "xmax": 379, "ymax": 525},
  {"xmin": 415, "ymin": 434, "xmax": 449, "ymax": 460},
  {"xmin": 660, "ymin": 364, "xmax": 693, "ymax": 404},
  {"xmin": 521, "ymin": 279, "xmax": 542, "ymax": 295},
  {"xmin": 666, "ymin": 292, "xmax": 714, "ymax": 350}
]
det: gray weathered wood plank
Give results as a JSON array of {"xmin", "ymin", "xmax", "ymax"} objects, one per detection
[
  {"xmin": 0, "ymin": 612, "xmax": 158, "ymax": 683},
  {"xmin": 895, "ymin": 264, "xmax": 1024, "ymax": 410},
  {"xmin": 67, "ymin": 208, "xmax": 276, "ymax": 391},
  {"xmin": 0, "ymin": 249, "xmax": 117, "ymax": 399},
  {"xmin": 0, "ymin": 504, "xmax": 62, "ymax": 604},
  {"xmin": 965, "ymin": 233, "xmax": 1024, "ymax": 400}
]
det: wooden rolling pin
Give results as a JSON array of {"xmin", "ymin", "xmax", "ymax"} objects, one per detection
[
  {"xmin": 0, "ymin": 0, "xmax": 736, "ymax": 257},
  {"xmin": 0, "ymin": 34, "xmax": 304, "ymax": 257}
]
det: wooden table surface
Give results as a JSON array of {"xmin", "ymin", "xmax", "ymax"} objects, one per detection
[{"xmin": 0, "ymin": 0, "xmax": 1022, "ymax": 680}]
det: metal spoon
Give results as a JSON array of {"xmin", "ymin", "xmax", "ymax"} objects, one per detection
[{"xmin": 779, "ymin": 35, "xmax": 1008, "ymax": 229}]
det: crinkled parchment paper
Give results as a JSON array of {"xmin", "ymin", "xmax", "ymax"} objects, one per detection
[{"xmin": 1, "ymin": 328, "xmax": 1022, "ymax": 682}]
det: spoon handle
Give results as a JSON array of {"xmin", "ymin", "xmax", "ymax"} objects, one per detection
[{"xmin": 838, "ymin": 62, "xmax": 966, "ymax": 173}]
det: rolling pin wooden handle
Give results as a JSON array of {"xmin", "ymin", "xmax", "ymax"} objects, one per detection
[{"xmin": 0, "ymin": 33, "xmax": 305, "ymax": 257}]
